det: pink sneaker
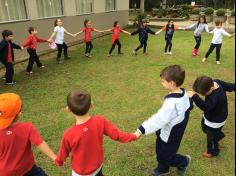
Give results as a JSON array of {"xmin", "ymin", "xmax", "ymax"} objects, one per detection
[{"xmin": 192, "ymin": 49, "xmax": 197, "ymax": 56}]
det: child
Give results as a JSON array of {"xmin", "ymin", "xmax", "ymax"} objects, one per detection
[
  {"xmin": 202, "ymin": 20, "xmax": 235, "ymax": 65},
  {"xmin": 49, "ymin": 18, "xmax": 75, "ymax": 64},
  {"xmin": 23, "ymin": 27, "xmax": 50, "ymax": 75},
  {"xmin": 135, "ymin": 65, "xmax": 193, "ymax": 176},
  {"xmin": 54, "ymin": 89, "xmax": 137, "ymax": 176},
  {"xmin": 156, "ymin": 20, "xmax": 184, "ymax": 55},
  {"xmin": 74, "ymin": 19, "xmax": 103, "ymax": 58},
  {"xmin": 0, "ymin": 93, "xmax": 56, "ymax": 176},
  {"xmin": 131, "ymin": 19, "xmax": 157, "ymax": 56},
  {"xmin": 104, "ymin": 21, "xmax": 131, "ymax": 57},
  {"xmin": 0, "ymin": 30, "xmax": 23, "ymax": 85},
  {"xmin": 188, "ymin": 76, "xmax": 235, "ymax": 158},
  {"xmin": 184, "ymin": 15, "xmax": 209, "ymax": 56}
]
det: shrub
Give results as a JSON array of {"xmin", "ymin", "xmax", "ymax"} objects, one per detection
[
  {"xmin": 205, "ymin": 7, "xmax": 214, "ymax": 16},
  {"xmin": 231, "ymin": 10, "xmax": 235, "ymax": 17},
  {"xmin": 191, "ymin": 8, "xmax": 200, "ymax": 15},
  {"xmin": 158, "ymin": 9, "xmax": 168, "ymax": 17},
  {"xmin": 216, "ymin": 9, "xmax": 226, "ymax": 16},
  {"xmin": 171, "ymin": 12, "xmax": 180, "ymax": 18}
]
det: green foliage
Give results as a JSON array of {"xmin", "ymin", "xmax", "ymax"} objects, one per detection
[
  {"xmin": 191, "ymin": 8, "xmax": 200, "ymax": 15},
  {"xmin": 231, "ymin": 10, "xmax": 235, "ymax": 16},
  {"xmin": 134, "ymin": 12, "xmax": 147, "ymax": 26},
  {"xmin": 216, "ymin": 8, "xmax": 226, "ymax": 16},
  {"xmin": 205, "ymin": 7, "xmax": 214, "ymax": 15}
]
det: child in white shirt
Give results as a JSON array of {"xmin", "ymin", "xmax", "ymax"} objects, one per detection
[{"xmin": 202, "ymin": 20, "xmax": 235, "ymax": 65}]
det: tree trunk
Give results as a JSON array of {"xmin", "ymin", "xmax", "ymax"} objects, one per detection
[{"xmin": 162, "ymin": 0, "xmax": 167, "ymax": 9}]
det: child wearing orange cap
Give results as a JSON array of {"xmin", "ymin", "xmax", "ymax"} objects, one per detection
[{"xmin": 0, "ymin": 93, "xmax": 56, "ymax": 176}]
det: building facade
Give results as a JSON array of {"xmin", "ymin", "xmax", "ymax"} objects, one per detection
[{"xmin": 0, "ymin": 0, "xmax": 129, "ymax": 59}]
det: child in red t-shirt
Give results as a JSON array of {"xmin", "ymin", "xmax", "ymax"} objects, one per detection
[
  {"xmin": 75, "ymin": 19, "xmax": 103, "ymax": 58},
  {"xmin": 104, "ymin": 21, "xmax": 131, "ymax": 57},
  {"xmin": 54, "ymin": 89, "xmax": 138, "ymax": 176},
  {"xmin": 0, "ymin": 93, "xmax": 56, "ymax": 176},
  {"xmin": 23, "ymin": 27, "xmax": 50, "ymax": 75}
]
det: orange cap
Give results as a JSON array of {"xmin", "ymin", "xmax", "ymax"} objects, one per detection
[{"xmin": 0, "ymin": 93, "xmax": 22, "ymax": 130}]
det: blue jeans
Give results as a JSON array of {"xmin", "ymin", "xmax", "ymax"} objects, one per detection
[
  {"xmin": 23, "ymin": 165, "xmax": 47, "ymax": 176},
  {"xmin": 194, "ymin": 36, "xmax": 202, "ymax": 49},
  {"xmin": 205, "ymin": 43, "xmax": 222, "ymax": 61}
]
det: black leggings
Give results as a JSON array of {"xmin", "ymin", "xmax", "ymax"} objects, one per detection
[
  {"xmin": 135, "ymin": 41, "xmax": 147, "ymax": 53},
  {"xmin": 165, "ymin": 37, "xmax": 172, "ymax": 52},
  {"xmin": 23, "ymin": 165, "xmax": 47, "ymax": 176},
  {"xmin": 26, "ymin": 49, "xmax": 42, "ymax": 72},
  {"xmin": 56, "ymin": 42, "xmax": 68, "ymax": 60},
  {"xmin": 85, "ymin": 41, "xmax": 93, "ymax": 54},
  {"xmin": 205, "ymin": 43, "xmax": 222, "ymax": 61},
  {"xmin": 109, "ymin": 39, "xmax": 122, "ymax": 54},
  {"xmin": 3, "ymin": 62, "xmax": 14, "ymax": 83},
  {"xmin": 194, "ymin": 36, "xmax": 202, "ymax": 49}
]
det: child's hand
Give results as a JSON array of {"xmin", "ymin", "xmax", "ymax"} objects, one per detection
[
  {"xmin": 187, "ymin": 91, "xmax": 195, "ymax": 98},
  {"xmin": 134, "ymin": 130, "xmax": 142, "ymax": 139},
  {"xmin": 230, "ymin": 33, "xmax": 235, "ymax": 38},
  {"xmin": 47, "ymin": 40, "xmax": 52, "ymax": 43},
  {"xmin": 73, "ymin": 34, "xmax": 77, "ymax": 37},
  {"xmin": 21, "ymin": 46, "xmax": 24, "ymax": 50}
]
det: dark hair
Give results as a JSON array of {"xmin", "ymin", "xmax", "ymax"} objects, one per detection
[
  {"xmin": 28, "ymin": 27, "xmax": 35, "ymax": 34},
  {"xmin": 54, "ymin": 19, "xmax": 62, "ymax": 27},
  {"xmin": 160, "ymin": 65, "xmax": 185, "ymax": 87},
  {"xmin": 113, "ymin": 21, "xmax": 119, "ymax": 27},
  {"xmin": 84, "ymin": 19, "xmax": 89, "ymax": 27},
  {"xmin": 192, "ymin": 76, "xmax": 214, "ymax": 95},
  {"xmin": 215, "ymin": 20, "xmax": 222, "ymax": 26},
  {"xmin": 197, "ymin": 15, "xmax": 207, "ymax": 26},
  {"xmin": 67, "ymin": 89, "xmax": 91, "ymax": 116},
  {"xmin": 2, "ymin": 30, "xmax": 13, "ymax": 39}
]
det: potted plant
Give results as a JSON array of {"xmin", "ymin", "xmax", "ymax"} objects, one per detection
[
  {"xmin": 214, "ymin": 8, "xmax": 226, "ymax": 22},
  {"xmin": 190, "ymin": 8, "xmax": 200, "ymax": 21},
  {"xmin": 204, "ymin": 7, "xmax": 214, "ymax": 22},
  {"xmin": 229, "ymin": 10, "xmax": 235, "ymax": 24}
]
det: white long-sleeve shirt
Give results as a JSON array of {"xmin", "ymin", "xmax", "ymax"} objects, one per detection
[
  {"xmin": 185, "ymin": 23, "xmax": 209, "ymax": 36},
  {"xmin": 210, "ymin": 28, "xmax": 231, "ymax": 44},
  {"xmin": 138, "ymin": 89, "xmax": 192, "ymax": 143}
]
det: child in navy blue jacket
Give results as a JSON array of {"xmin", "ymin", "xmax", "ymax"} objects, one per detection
[
  {"xmin": 188, "ymin": 76, "xmax": 235, "ymax": 158},
  {"xmin": 0, "ymin": 30, "xmax": 23, "ymax": 85},
  {"xmin": 131, "ymin": 20, "xmax": 157, "ymax": 55}
]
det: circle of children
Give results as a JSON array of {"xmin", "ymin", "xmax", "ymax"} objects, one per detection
[{"xmin": 0, "ymin": 15, "xmax": 235, "ymax": 176}]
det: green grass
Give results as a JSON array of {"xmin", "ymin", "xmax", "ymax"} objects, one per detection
[{"xmin": 0, "ymin": 30, "xmax": 235, "ymax": 176}]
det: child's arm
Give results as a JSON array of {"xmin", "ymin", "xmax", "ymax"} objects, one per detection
[
  {"xmin": 49, "ymin": 32, "xmax": 56, "ymax": 42},
  {"xmin": 103, "ymin": 28, "xmax": 113, "ymax": 32},
  {"xmin": 74, "ymin": 30, "xmax": 84, "ymax": 36},
  {"xmin": 131, "ymin": 28, "xmax": 140, "ymax": 36},
  {"xmin": 36, "ymin": 37, "xmax": 50, "ymax": 43},
  {"xmin": 121, "ymin": 29, "xmax": 131, "ymax": 35},
  {"xmin": 147, "ymin": 28, "xmax": 156, "ymax": 35},
  {"xmin": 22, "ymin": 36, "xmax": 32, "ymax": 48},
  {"xmin": 137, "ymin": 99, "xmax": 176, "ymax": 135},
  {"xmin": 12, "ymin": 43, "xmax": 23, "ymax": 50},
  {"xmin": 184, "ymin": 23, "xmax": 197, "ymax": 30},
  {"xmin": 155, "ymin": 29, "xmax": 163, "ymax": 35},
  {"xmin": 37, "ymin": 141, "xmax": 56, "ymax": 160},
  {"xmin": 216, "ymin": 80, "xmax": 235, "ymax": 92},
  {"xmin": 104, "ymin": 118, "xmax": 137, "ymax": 143},
  {"xmin": 94, "ymin": 28, "xmax": 104, "ymax": 33},
  {"xmin": 65, "ymin": 29, "xmax": 75, "ymax": 37}
]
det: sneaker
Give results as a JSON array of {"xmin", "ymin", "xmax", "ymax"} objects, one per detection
[
  {"xmin": 176, "ymin": 155, "xmax": 191, "ymax": 176},
  {"xmin": 202, "ymin": 58, "xmax": 207, "ymax": 63},
  {"xmin": 87, "ymin": 54, "xmax": 92, "ymax": 58},
  {"xmin": 164, "ymin": 52, "xmax": 168, "ymax": 55},
  {"xmin": 39, "ymin": 65, "xmax": 45, "ymax": 69},
  {"xmin": 5, "ymin": 82, "xmax": 16, "ymax": 85},
  {"xmin": 133, "ymin": 50, "xmax": 137, "ymax": 55},
  {"xmin": 202, "ymin": 151, "xmax": 213, "ymax": 158},
  {"xmin": 107, "ymin": 54, "xmax": 112, "ymax": 57},
  {"xmin": 152, "ymin": 168, "xmax": 170, "ymax": 176},
  {"xmin": 26, "ymin": 71, "xmax": 33, "ymax": 75},
  {"xmin": 168, "ymin": 52, "xmax": 172, "ymax": 55},
  {"xmin": 57, "ymin": 61, "xmax": 63, "ymax": 64},
  {"xmin": 192, "ymin": 49, "xmax": 197, "ymax": 56},
  {"xmin": 2, "ymin": 77, "xmax": 6, "ymax": 80},
  {"xmin": 216, "ymin": 61, "xmax": 221, "ymax": 65},
  {"xmin": 65, "ymin": 56, "xmax": 71, "ymax": 59},
  {"xmin": 144, "ymin": 52, "xmax": 149, "ymax": 56}
]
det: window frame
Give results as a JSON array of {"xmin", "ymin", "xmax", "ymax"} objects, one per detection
[
  {"xmin": 105, "ymin": 0, "xmax": 117, "ymax": 12},
  {"xmin": 0, "ymin": 0, "xmax": 29, "ymax": 24},
  {"xmin": 75, "ymin": 0, "xmax": 94, "ymax": 16}
]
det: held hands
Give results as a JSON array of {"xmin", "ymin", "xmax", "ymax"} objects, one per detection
[
  {"xmin": 21, "ymin": 46, "xmax": 24, "ymax": 50},
  {"xmin": 187, "ymin": 91, "xmax": 195, "ymax": 98},
  {"xmin": 230, "ymin": 33, "xmax": 235, "ymax": 38},
  {"xmin": 134, "ymin": 130, "xmax": 142, "ymax": 139}
]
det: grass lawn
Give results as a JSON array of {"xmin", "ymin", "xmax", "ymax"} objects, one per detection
[{"xmin": 0, "ymin": 30, "xmax": 235, "ymax": 176}]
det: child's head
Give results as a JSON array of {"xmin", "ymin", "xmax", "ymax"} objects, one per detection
[
  {"xmin": 215, "ymin": 20, "xmax": 223, "ymax": 28},
  {"xmin": 28, "ymin": 27, "xmax": 37, "ymax": 35},
  {"xmin": 113, "ymin": 21, "xmax": 120, "ymax": 27},
  {"xmin": 141, "ymin": 19, "xmax": 148, "ymax": 27},
  {"xmin": 192, "ymin": 76, "xmax": 214, "ymax": 96},
  {"xmin": 2, "ymin": 30, "xmax": 14, "ymax": 41},
  {"xmin": 84, "ymin": 19, "xmax": 91, "ymax": 27},
  {"xmin": 67, "ymin": 89, "xmax": 91, "ymax": 116},
  {"xmin": 198, "ymin": 15, "xmax": 207, "ymax": 24},
  {"xmin": 54, "ymin": 18, "xmax": 63, "ymax": 27},
  {"xmin": 160, "ymin": 65, "xmax": 185, "ymax": 90},
  {"xmin": 167, "ymin": 20, "xmax": 174, "ymax": 26},
  {"xmin": 0, "ymin": 93, "xmax": 22, "ymax": 130}
]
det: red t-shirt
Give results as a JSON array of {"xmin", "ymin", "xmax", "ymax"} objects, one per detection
[
  {"xmin": 23, "ymin": 34, "xmax": 47, "ymax": 50},
  {"xmin": 55, "ymin": 115, "xmax": 136, "ymax": 175},
  {"xmin": 83, "ymin": 27, "xmax": 94, "ymax": 43},
  {"xmin": 0, "ymin": 122, "xmax": 43, "ymax": 176},
  {"xmin": 7, "ymin": 42, "xmax": 12, "ymax": 63},
  {"xmin": 111, "ymin": 27, "xmax": 122, "ymax": 44}
]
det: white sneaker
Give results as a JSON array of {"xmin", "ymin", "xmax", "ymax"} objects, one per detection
[
  {"xmin": 164, "ymin": 52, "xmax": 168, "ymax": 55},
  {"xmin": 216, "ymin": 61, "xmax": 221, "ymax": 65},
  {"xmin": 202, "ymin": 58, "xmax": 206, "ymax": 63},
  {"xmin": 168, "ymin": 52, "xmax": 172, "ymax": 55},
  {"xmin": 133, "ymin": 50, "xmax": 137, "ymax": 55}
]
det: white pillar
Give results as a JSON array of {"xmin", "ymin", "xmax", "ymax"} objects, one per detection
[
  {"xmin": 162, "ymin": 0, "xmax": 167, "ymax": 9},
  {"xmin": 140, "ymin": 0, "xmax": 145, "ymax": 12}
]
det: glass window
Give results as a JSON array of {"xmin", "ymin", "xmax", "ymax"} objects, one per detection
[
  {"xmin": 105, "ymin": 0, "xmax": 116, "ymax": 11},
  {"xmin": 37, "ymin": 0, "xmax": 63, "ymax": 18},
  {"xmin": 0, "ymin": 0, "xmax": 27, "ymax": 23},
  {"xmin": 75, "ymin": 0, "xmax": 93, "ymax": 14}
]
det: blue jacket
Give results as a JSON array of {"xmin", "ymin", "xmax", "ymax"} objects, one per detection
[
  {"xmin": 131, "ymin": 27, "xmax": 156, "ymax": 42},
  {"xmin": 0, "ymin": 39, "xmax": 21, "ymax": 63}
]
